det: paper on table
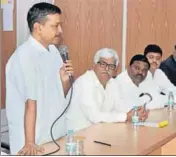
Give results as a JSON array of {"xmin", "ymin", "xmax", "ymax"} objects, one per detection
[
  {"xmin": 3, "ymin": 6, "xmax": 13, "ymax": 31},
  {"xmin": 137, "ymin": 121, "xmax": 168, "ymax": 128},
  {"xmin": 137, "ymin": 122, "xmax": 158, "ymax": 127}
]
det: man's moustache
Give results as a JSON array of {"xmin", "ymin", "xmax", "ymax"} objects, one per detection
[
  {"xmin": 136, "ymin": 74, "xmax": 143, "ymax": 78},
  {"xmin": 55, "ymin": 35, "xmax": 62, "ymax": 38},
  {"xmin": 151, "ymin": 62, "xmax": 157, "ymax": 65},
  {"xmin": 101, "ymin": 71, "xmax": 111, "ymax": 76}
]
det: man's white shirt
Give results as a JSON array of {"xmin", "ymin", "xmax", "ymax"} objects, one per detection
[
  {"xmin": 6, "ymin": 36, "xmax": 66, "ymax": 154},
  {"xmin": 66, "ymin": 70, "xmax": 127, "ymax": 132},
  {"xmin": 103, "ymin": 70, "xmax": 167, "ymax": 113},
  {"xmin": 146, "ymin": 69, "xmax": 176, "ymax": 96}
]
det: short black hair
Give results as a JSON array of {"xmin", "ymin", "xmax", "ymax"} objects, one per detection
[
  {"xmin": 144, "ymin": 44, "xmax": 163, "ymax": 56},
  {"xmin": 27, "ymin": 2, "xmax": 62, "ymax": 33},
  {"xmin": 130, "ymin": 54, "xmax": 150, "ymax": 69}
]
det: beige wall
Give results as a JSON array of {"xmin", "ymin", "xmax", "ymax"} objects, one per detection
[
  {"xmin": 55, "ymin": 0, "xmax": 123, "ymax": 77},
  {"xmin": 126, "ymin": 0, "xmax": 176, "ymax": 65}
]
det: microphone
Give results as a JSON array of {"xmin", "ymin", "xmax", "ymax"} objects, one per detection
[
  {"xmin": 58, "ymin": 45, "xmax": 69, "ymax": 63},
  {"xmin": 58, "ymin": 45, "xmax": 74, "ymax": 79},
  {"xmin": 139, "ymin": 93, "xmax": 153, "ymax": 110}
]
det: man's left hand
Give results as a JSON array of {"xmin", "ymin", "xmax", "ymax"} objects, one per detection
[
  {"xmin": 138, "ymin": 106, "xmax": 149, "ymax": 122},
  {"xmin": 60, "ymin": 60, "xmax": 74, "ymax": 82}
]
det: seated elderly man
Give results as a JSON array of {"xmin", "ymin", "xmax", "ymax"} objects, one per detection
[
  {"xmin": 144, "ymin": 44, "xmax": 176, "ymax": 95},
  {"xmin": 104, "ymin": 54, "xmax": 166, "ymax": 115},
  {"xmin": 66, "ymin": 48, "xmax": 146, "ymax": 132}
]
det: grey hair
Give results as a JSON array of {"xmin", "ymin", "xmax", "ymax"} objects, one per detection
[{"xmin": 94, "ymin": 48, "xmax": 119, "ymax": 65}]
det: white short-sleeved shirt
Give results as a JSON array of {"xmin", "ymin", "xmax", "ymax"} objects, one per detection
[
  {"xmin": 104, "ymin": 70, "xmax": 167, "ymax": 113},
  {"xmin": 65, "ymin": 70, "xmax": 127, "ymax": 132},
  {"xmin": 146, "ymin": 69, "xmax": 176, "ymax": 95},
  {"xmin": 6, "ymin": 36, "xmax": 66, "ymax": 154}
]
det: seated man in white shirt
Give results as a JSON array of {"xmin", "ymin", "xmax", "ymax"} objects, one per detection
[
  {"xmin": 66, "ymin": 48, "xmax": 147, "ymax": 132},
  {"xmin": 144, "ymin": 44, "xmax": 176, "ymax": 95},
  {"xmin": 105, "ymin": 54, "xmax": 166, "ymax": 114}
]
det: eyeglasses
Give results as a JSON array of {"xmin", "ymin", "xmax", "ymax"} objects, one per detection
[{"xmin": 97, "ymin": 61, "xmax": 116, "ymax": 70}]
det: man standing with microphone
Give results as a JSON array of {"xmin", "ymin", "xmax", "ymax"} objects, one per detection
[{"xmin": 6, "ymin": 2, "xmax": 73, "ymax": 155}]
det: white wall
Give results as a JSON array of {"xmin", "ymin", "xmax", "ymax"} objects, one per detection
[{"xmin": 16, "ymin": 0, "xmax": 55, "ymax": 46}]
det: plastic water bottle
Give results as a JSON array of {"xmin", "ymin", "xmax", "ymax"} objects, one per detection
[
  {"xmin": 168, "ymin": 91, "xmax": 174, "ymax": 111},
  {"xmin": 132, "ymin": 106, "xmax": 139, "ymax": 128},
  {"xmin": 65, "ymin": 130, "xmax": 76, "ymax": 155},
  {"xmin": 75, "ymin": 136, "xmax": 85, "ymax": 155}
]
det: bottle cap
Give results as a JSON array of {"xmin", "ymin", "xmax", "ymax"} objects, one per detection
[
  {"xmin": 133, "ymin": 106, "xmax": 138, "ymax": 110},
  {"xmin": 67, "ymin": 130, "xmax": 74, "ymax": 135}
]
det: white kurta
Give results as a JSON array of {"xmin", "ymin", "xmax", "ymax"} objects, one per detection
[
  {"xmin": 66, "ymin": 70, "xmax": 127, "ymax": 132},
  {"xmin": 146, "ymin": 69, "xmax": 176, "ymax": 95},
  {"xmin": 6, "ymin": 36, "xmax": 66, "ymax": 154},
  {"xmin": 104, "ymin": 70, "xmax": 167, "ymax": 113}
]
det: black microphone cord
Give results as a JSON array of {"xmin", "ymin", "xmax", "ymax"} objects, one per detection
[{"xmin": 43, "ymin": 76, "xmax": 74, "ymax": 156}]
